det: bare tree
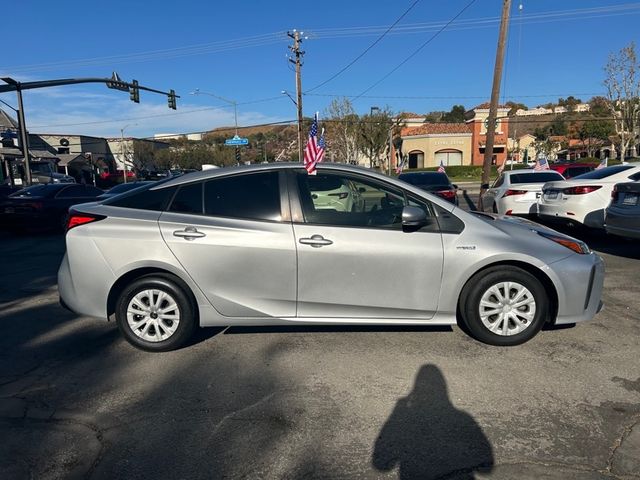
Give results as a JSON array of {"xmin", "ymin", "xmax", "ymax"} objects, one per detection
[
  {"xmin": 358, "ymin": 107, "xmax": 397, "ymax": 170},
  {"xmin": 323, "ymin": 97, "xmax": 360, "ymax": 163},
  {"xmin": 603, "ymin": 42, "xmax": 640, "ymax": 159}
]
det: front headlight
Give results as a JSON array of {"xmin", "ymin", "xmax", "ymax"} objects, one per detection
[{"xmin": 537, "ymin": 231, "xmax": 591, "ymax": 254}]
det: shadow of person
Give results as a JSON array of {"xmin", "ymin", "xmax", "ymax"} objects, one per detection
[{"xmin": 372, "ymin": 364, "xmax": 493, "ymax": 479}]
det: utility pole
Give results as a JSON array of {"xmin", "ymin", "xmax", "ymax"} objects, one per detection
[
  {"xmin": 288, "ymin": 30, "xmax": 305, "ymax": 162},
  {"xmin": 479, "ymin": 0, "xmax": 512, "ymax": 209}
]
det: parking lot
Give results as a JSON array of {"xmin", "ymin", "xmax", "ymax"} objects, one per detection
[{"xmin": 1, "ymin": 191, "xmax": 639, "ymax": 479}]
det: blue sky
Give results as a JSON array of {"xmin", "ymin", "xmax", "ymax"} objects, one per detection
[{"xmin": 2, "ymin": 0, "xmax": 639, "ymax": 138}]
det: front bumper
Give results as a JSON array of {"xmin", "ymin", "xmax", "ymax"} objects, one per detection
[{"xmin": 547, "ymin": 252, "xmax": 605, "ymax": 325}]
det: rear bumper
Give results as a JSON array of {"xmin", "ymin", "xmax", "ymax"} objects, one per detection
[{"xmin": 605, "ymin": 208, "xmax": 640, "ymax": 239}]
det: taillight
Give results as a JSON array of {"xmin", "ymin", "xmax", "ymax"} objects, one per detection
[
  {"xmin": 436, "ymin": 189, "xmax": 456, "ymax": 199},
  {"xmin": 66, "ymin": 213, "xmax": 105, "ymax": 232},
  {"xmin": 328, "ymin": 192, "xmax": 349, "ymax": 199},
  {"xmin": 563, "ymin": 186, "xmax": 602, "ymax": 195},
  {"xmin": 503, "ymin": 189, "xmax": 527, "ymax": 197}
]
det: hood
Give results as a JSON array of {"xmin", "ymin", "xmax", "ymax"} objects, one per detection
[{"xmin": 467, "ymin": 211, "xmax": 590, "ymax": 259}]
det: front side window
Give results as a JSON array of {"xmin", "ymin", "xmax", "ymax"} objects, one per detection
[
  {"xmin": 204, "ymin": 171, "xmax": 281, "ymax": 222},
  {"xmin": 296, "ymin": 171, "xmax": 405, "ymax": 229},
  {"xmin": 169, "ymin": 183, "xmax": 203, "ymax": 214}
]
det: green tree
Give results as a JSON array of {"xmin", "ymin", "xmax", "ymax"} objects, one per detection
[
  {"xmin": 323, "ymin": 97, "xmax": 360, "ymax": 163},
  {"xmin": 505, "ymin": 101, "xmax": 527, "ymax": 116},
  {"xmin": 604, "ymin": 41, "xmax": 640, "ymax": 158},
  {"xmin": 358, "ymin": 107, "xmax": 394, "ymax": 169},
  {"xmin": 441, "ymin": 105, "xmax": 466, "ymax": 123}
]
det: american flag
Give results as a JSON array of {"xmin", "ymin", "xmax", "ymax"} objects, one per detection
[
  {"xmin": 317, "ymin": 128, "xmax": 326, "ymax": 163},
  {"xmin": 437, "ymin": 159, "xmax": 446, "ymax": 173},
  {"xmin": 595, "ymin": 156, "xmax": 608, "ymax": 170},
  {"xmin": 303, "ymin": 114, "xmax": 323, "ymax": 174},
  {"xmin": 534, "ymin": 156, "xmax": 550, "ymax": 171}
]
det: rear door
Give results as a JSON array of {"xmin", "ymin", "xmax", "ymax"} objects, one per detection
[{"xmin": 158, "ymin": 170, "xmax": 297, "ymax": 318}]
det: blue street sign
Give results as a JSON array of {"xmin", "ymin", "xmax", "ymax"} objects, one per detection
[{"xmin": 224, "ymin": 135, "xmax": 249, "ymax": 146}]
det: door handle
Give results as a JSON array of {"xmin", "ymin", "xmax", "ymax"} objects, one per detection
[
  {"xmin": 299, "ymin": 234, "xmax": 333, "ymax": 248},
  {"xmin": 173, "ymin": 226, "xmax": 206, "ymax": 240}
]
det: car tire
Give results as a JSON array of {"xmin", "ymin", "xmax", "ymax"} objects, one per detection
[
  {"xmin": 115, "ymin": 275, "xmax": 197, "ymax": 352},
  {"xmin": 460, "ymin": 266, "xmax": 548, "ymax": 346}
]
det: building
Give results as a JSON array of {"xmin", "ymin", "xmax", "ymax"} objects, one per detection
[{"xmin": 398, "ymin": 103, "xmax": 510, "ymax": 169}]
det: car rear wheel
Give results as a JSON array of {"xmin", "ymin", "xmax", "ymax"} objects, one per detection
[
  {"xmin": 115, "ymin": 275, "xmax": 197, "ymax": 352},
  {"xmin": 460, "ymin": 266, "xmax": 548, "ymax": 346}
]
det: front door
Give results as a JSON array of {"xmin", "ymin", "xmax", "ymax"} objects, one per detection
[{"xmin": 291, "ymin": 170, "xmax": 444, "ymax": 319}]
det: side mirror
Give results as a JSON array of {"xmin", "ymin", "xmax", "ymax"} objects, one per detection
[
  {"xmin": 402, "ymin": 205, "xmax": 432, "ymax": 230},
  {"xmin": 358, "ymin": 187, "xmax": 366, "ymax": 193}
]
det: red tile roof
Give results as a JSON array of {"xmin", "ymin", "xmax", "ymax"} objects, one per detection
[
  {"xmin": 402, "ymin": 123, "xmax": 472, "ymax": 136},
  {"xmin": 473, "ymin": 102, "xmax": 509, "ymax": 110}
]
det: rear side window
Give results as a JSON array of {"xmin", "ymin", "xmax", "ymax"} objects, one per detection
[
  {"xmin": 106, "ymin": 185, "xmax": 176, "ymax": 211},
  {"xmin": 56, "ymin": 185, "xmax": 103, "ymax": 198},
  {"xmin": 510, "ymin": 172, "xmax": 563, "ymax": 184},
  {"xmin": 169, "ymin": 183, "xmax": 203, "ymax": 214},
  {"xmin": 204, "ymin": 171, "xmax": 281, "ymax": 222}
]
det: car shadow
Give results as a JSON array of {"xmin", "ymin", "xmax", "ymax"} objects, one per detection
[{"xmin": 372, "ymin": 364, "xmax": 494, "ymax": 479}]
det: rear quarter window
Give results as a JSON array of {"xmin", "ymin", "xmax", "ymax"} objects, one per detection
[{"xmin": 105, "ymin": 185, "xmax": 177, "ymax": 211}]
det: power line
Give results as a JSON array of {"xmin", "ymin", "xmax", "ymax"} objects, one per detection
[
  {"xmin": 353, "ymin": 0, "xmax": 478, "ymax": 101},
  {"xmin": 30, "ymin": 96, "xmax": 286, "ymax": 129},
  {"xmin": 305, "ymin": 0, "xmax": 423, "ymax": 93},
  {"xmin": 304, "ymin": 92, "xmax": 605, "ymax": 100}
]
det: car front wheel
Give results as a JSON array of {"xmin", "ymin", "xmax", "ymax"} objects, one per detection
[
  {"xmin": 460, "ymin": 266, "xmax": 548, "ymax": 346},
  {"xmin": 115, "ymin": 275, "xmax": 197, "ymax": 352}
]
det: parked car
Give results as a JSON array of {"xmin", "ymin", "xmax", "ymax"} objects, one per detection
[
  {"xmin": 0, "ymin": 183, "xmax": 103, "ymax": 231},
  {"xmin": 97, "ymin": 170, "xmax": 137, "ymax": 188},
  {"xmin": 58, "ymin": 163, "xmax": 604, "ymax": 352},
  {"xmin": 0, "ymin": 184, "xmax": 22, "ymax": 200},
  {"xmin": 397, "ymin": 171, "xmax": 458, "ymax": 204},
  {"xmin": 538, "ymin": 165, "xmax": 640, "ymax": 229},
  {"xmin": 549, "ymin": 162, "xmax": 595, "ymax": 180},
  {"xmin": 604, "ymin": 181, "xmax": 640, "ymax": 239},
  {"xmin": 97, "ymin": 181, "xmax": 155, "ymax": 200},
  {"xmin": 481, "ymin": 169, "xmax": 565, "ymax": 216},
  {"xmin": 306, "ymin": 173, "xmax": 365, "ymax": 213}
]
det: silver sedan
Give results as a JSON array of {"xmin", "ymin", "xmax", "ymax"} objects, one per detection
[{"xmin": 58, "ymin": 163, "xmax": 604, "ymax": 351}]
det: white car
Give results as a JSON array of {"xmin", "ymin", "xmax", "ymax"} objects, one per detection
[
  {"xmin": 481, "ymin": 169, "xmax": 565, "ymax": 216},
  {"xmin": 305, "ymin": 173, "xmax": 364, "ymax": 213},
  {"xmin": 537, "ymin": 165, "xmax": 640, "ymax": 229}
]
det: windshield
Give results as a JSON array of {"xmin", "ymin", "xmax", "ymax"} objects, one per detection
[
  {"xmin": 572, "ymin": 165, "xmax": 634, "ymax": 180},
  {"xmin": 9, "ymin": 185, "xmax": 55, "ymax": 198},
  {"xmin": 30, "ymin": 163, "xmax": 54, "ymax": 175},
  {"xmin": 510, "ymin": 172, "xmax": 563, "ymax": 184}
]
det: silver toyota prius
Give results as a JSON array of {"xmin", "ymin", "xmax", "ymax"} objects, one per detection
[{"xmin": 58, "ymin": 163, "xmax": 605, "ymax": 351}]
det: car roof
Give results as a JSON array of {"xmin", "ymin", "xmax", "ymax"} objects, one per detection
[{"xmin": 151, "ymin": 162, "xmax": 385, "ymax": 190}]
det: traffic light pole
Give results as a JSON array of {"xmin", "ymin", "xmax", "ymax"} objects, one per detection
[
  {"xmin": 15, "ymin": 87, "xmax": 32, "ymax": 186},
  {"xmin": 0, "ymin": 75, "xmax": 179, "ymax": 186}
]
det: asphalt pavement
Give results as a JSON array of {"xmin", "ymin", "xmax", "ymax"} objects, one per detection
[{"xmin": 1, "ymin": 211, "xmax": 639, "ymax": 479}]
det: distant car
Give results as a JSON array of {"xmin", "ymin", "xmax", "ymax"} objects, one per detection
[
  {"xmin": 605, "ymin": 181, "xmax": 640, "ymax": 239},
  {"xmin": 481, "ymin": 169, "xmax": 565, "ymax": 216},
  {"xmin": 97, "ymin": 181, "xmax": 155, "ymax": 200},
  {"xmin": 0, "ymin": 184, "xmax": 103, "ymax": 231},
  {"xmin": 549, "ymin": 163, "xmax": 595, "ymax": 180},
  {"xmin": 397, "ymin": 172, "xmax": 458, "ymax": 204},
  {"xmin": 305, "ymin": 173, "xmax": 365, "ymax": 213},
  {"xmin": 538, "ymin": 165, "xmax": 640, "ymax": 229}
]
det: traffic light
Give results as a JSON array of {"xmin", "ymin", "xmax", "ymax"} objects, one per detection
[
  {"xmin": 130, "ymin": 80, "xmax": 139, "ymax": 103},
  {"xmin": 168, "ymin": 90, "xmax": 177, "ymax": 110}
]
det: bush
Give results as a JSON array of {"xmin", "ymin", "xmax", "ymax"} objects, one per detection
[{"xmin": 404, "ymin": 164, "xmax": 530, "ymax": 179}]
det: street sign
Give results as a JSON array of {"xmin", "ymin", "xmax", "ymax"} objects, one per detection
[{"xmin": 224, "ymin": 135, "xmax": 249, "ymax": 146}]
